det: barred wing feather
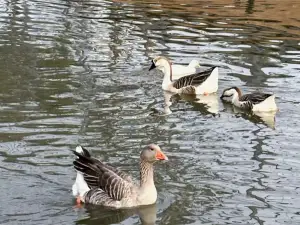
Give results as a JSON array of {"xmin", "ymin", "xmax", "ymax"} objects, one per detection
[
  {"xmin": 73, "ymin": 150, "xmax": 134, "ymax": 201},
  {"xmin": 240, "ymin": 92, "xmax": 272, "ymax": 105},
  {"xmin": 173, "ymin": 67, "xmax": 216, "ymax": 89}
]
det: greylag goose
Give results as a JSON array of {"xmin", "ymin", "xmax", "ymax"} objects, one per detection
[
  {"xmin": 149, "ymin": 56, "xmax": 218, "ymax": 95},
  {"xmin": 72, "ymin": 144, "xmax": 168, "ymax": 208},
  {"xmin": 220, "ymin": 86, "xmax": 278, "ymax": 112}
]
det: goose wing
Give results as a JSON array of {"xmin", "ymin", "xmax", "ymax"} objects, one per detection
[
  {"xmin": 172, "ymin": 67, "xmax": 216, "ymax": 89},
  {"xmin": 73, "ymin": 150, "xmax": 134, "ymax": 201},
  {"xmin": 76, "ymin": 147, "xmax": 133, "ymax": 183},
  {"xmin": 240, "ymin": 92, "xmax": 272, "ymax": 105}
]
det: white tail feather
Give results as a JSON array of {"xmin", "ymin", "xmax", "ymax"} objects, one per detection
[
  {"xmin": 195, "ymin": 67, "xmax": 219, "ymax": 94},
  {"xmin": 75, "ymin": 145, "xmax": 84, "ymax": 154},
  {"xmin": 253, "ymin": 95, "xmax": 278, "ymax": 112},
  {"xmin": 72, "ymin": 146, "xmax": 90, "ymax": 198},
  {"xmin": 188, "ymin": 60, "xmax": 200, "ymax": 68}
]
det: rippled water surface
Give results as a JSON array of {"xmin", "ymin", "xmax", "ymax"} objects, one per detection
[{"xmin": 0, "ymin": 0, "xmax": 300, "ymax": 224}]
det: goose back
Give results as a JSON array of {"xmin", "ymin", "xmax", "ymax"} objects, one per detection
[
  {"xmin": 173, "ymin": 67, "xmax": 216, "ymax": 90},
  {"xmin": 240, "ymin": 92, "xmax": 272, "ymax": 105},
  {"xmin": 238, "ymin": 93, "xmax": 277, "ymax": 111}
]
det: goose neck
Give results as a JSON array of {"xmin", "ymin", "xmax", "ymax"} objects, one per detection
[
  {"xmin": 139, "ymin": 160, "xmax": 154, "ymax": 187},
  {"xmin": 161, "ymin": 60, "xmax": 173, "ymax": 90}
]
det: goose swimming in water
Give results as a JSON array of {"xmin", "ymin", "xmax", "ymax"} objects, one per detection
[
  {"xmin": 220, "ymin": 86, "xmax": 278, "ymax": 112},
  {"xmin": 149, "ymin": 56, "xmax": 218, "ymax": 95},
  {"xmin": 72, "ymin": 144, "xmax": 168, "ymax": 209}
]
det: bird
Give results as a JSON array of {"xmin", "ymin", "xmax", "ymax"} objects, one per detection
[
  {"xmin": 149, "ymin": 56, "xmax": 218, "ymax": 95},
  {"xmin": 72, "ymin": 144, "xmax": 168, "ymax": 208},
  {"xmin": 220, "ymin": 86, "xmax": 278, "ymax": 112}
]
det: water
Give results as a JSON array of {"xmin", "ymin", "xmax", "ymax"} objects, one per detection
[{"xmin": 0, "ymin": 0, "xmax": 299, "ymax": 224}]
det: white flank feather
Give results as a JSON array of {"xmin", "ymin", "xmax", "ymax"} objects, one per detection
[
  {"xmin": 195, "ymin": 67, "xmax": 219, "ymax": 94},
  {"xmin": 72, "ymin": 146, "xmax": 90, "ymax": 198},
  {"xmin": 252, "ymin": 95, "xmax": 277, "ymax": 112}
]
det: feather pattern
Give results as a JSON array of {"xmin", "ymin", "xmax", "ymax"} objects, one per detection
[
  {"xmin": 239, "ymin": 101, "xmax": 254, "ymax": 110},
  {"xmin": 84, "ymin": 188, "xmax": 119, "ymax": 207},
  {"xmin": 173, "ymin": 67, "xmax": 216, "ymax": 90},
  {"xmin": 73, "ymin": 150, "xmax": 133, "ymax": 201},
  {"xmin": 72, "ymin": 144, "xmax": 167, "ymax": 208},
  {"xmin": 240, "ymin": 92, "xmax": 272, "ymax": 104},
  {"xmin": 238, "ymin": 93, "xmax": 272, "ymax": 110}
]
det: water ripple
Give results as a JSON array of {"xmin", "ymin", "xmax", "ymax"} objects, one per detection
[{"xmin": 0, "ymin": 0, "xmax": 300, "ymax": 224}]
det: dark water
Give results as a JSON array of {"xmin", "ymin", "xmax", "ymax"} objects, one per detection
[{"xmin": 0, "ymin": 0, "xmax": 300, "ymax": 224}]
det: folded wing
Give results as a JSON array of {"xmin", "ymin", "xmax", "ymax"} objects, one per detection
[
  {"xmin": 173, "ymin": 67, "xmax": 216, "ymax": 89},
  {"xmin": 240, "ymin": 92, "xmax": 272, "ymax": 105}
]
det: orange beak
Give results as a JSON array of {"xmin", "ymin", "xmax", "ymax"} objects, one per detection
[{"xmin": 155, "ymin": 149, "xmax": 168, "ymax": 161}]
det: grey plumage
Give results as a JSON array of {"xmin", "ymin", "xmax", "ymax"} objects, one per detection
[
  {"xmin": 240, "ymin": 92, "xmax": 272, "ymax": 104},
  {"xmin": 84, "ymin": 188, "xmax": 119, "ymax": 206},
  {"xmin": 73, "ymin": 150, "xmax": 133, "ymax": 201},
  {"xmin": 239, "ymin": 92, "xmax": 272, "ymax": 110},
  {"xmin": 173, "ymin": 67, "xmax": 216, "ymax": 91},
  {"xmin": 72, "ymin": 144, "xmax": 168, "ymax": 208}
]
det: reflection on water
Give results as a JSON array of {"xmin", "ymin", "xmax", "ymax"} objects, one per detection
[
  {"xmin": 222, "ymin": 101, "xmax": 277, "ymax": 129},
  {"xmin": 76, "ymin": 204, "xmax": 156, "ymax": 225},
  {"xmin": 166, "ymin": 93, "xmax": 219, "ymax": 115},
  {"xmin": 0, "ymin": 0, "xmax": 300, "ymax": 224}
]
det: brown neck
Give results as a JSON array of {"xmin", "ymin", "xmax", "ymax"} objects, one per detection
[
  {"xmin": 139, "ymin": 160, "xmax": 154, "ymax": 187},
  {"xmin": 233, "ymin": 87, "xmax": 242, "ymax": 99},
  {"xmin": 169, "ymin": 61, "xmax": 173, "ymax": 82},
  {"xmin": 236, "ymin": 88, "xmax": 242, "ymax": 99}
]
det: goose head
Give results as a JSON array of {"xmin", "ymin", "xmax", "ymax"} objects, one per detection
[
  {"xmin": 149, "ymin": 56, "xmax": 171, "ymax": 73},
  {"xmin": 220, "ymin": 87, "xmax": 241, "ymax": 100},
  {"xmin": 140, "ymin": 144, "xmax": 168, "ymax": 163}
]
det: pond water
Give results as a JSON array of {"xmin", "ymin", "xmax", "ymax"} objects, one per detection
[{"xmin": 0, "ymin": 0, "xmax": 300, "ymax": 224}]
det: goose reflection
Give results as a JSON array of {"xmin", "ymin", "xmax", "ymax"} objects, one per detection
[
  {"xmin": 168, "ymin": 92, "xmax": 219, "ymax": 115},
  {"xmin": 75, "ymin": 203, "xmax": 156, "ymax": 225},
  {"xmin": 222, "ymin": 101, "xmax": 276, "ymax": 129},
  {"xmin": 150, "ymin": 92, "xmax": 219, "ymax": 116}
]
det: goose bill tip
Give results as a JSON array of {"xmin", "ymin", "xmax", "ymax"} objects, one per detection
[{"xmin": 155, "ymin": 150, "xmax": 168, "ymax": 161}]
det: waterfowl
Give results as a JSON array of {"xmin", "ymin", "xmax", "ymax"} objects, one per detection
[
  {"xmin": 220, "ymin": 86, "xmax": 278, "ymax": 112},
  {"xmin": 171, "ymin": 59, "xmax": 200, "ymax": 79},
  {"xmin": 72, "ymin": 144, "xmax": 168, "ymax": 209},
  {"xmin": 149, "ymin": 56, "xmax": 218, "ymax": 95}
]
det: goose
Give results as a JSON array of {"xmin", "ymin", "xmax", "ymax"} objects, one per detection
[
  {"xmin": 149, "ymin": 56, "xmax": 218, "ymax": 95},
  {"xmin": 72, "ymin": 144, "xmax": 168, "ymax": 209},
  {"xmin": 220, "ymin": 86, "xmax": 278, "ymax": 112}
]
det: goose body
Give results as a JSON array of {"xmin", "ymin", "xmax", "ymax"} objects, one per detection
[
  {"xmin": 171, "ymin": 59, "xmax": 201, "ymax": 79},
  {"xmin": 220, "ymin": 87, "xmax": 278, "ymax": 112},
  {"xmin": 149, "ymin": 56, "xmax": 218, "ymax": 95},
  {"xmin": 72, "ymin": 144, "xmax": 168, "ymax": 208}
]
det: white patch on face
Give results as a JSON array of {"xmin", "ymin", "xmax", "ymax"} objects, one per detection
[
  {"xmin": 154, "ymin": 59, "xmax": 162, "ymax": 67},
  {"xmin": 154, "ymin": 59, "xmax": 166, "ymax": 72},
  {"xmin": 223, "ymin": 89, "xmax": 236, "ymax": 97}
]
